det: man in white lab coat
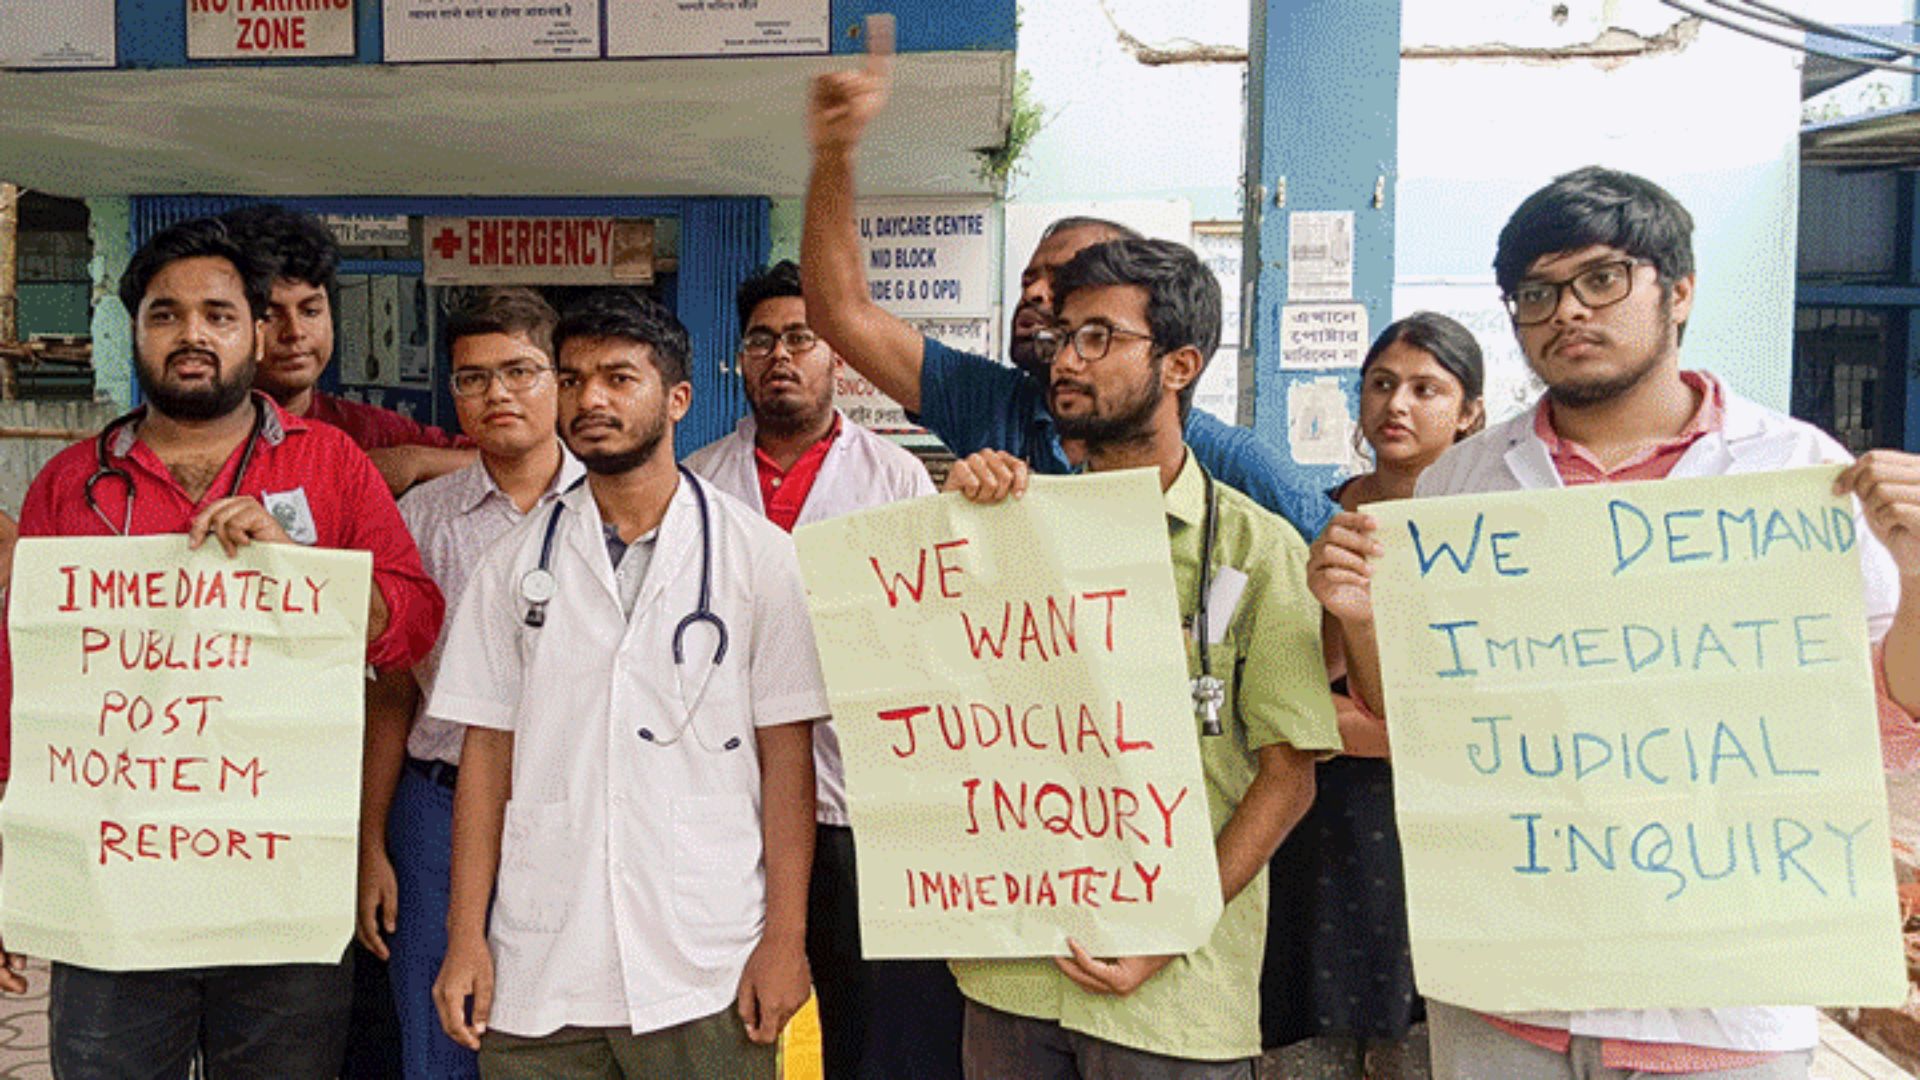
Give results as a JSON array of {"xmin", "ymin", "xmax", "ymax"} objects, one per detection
[
  {"xmin": 685, "ymin": 260, "xmax": 952, "ymax": 1080},
  {"xmin": 427, "ymin": 288, "xmax": 827, "ymax": 1078}
]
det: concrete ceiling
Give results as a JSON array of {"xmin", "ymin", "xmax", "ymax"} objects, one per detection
[{"xmin": 0, "ymin": 50, "xmax": 1011, "ymax": 199}]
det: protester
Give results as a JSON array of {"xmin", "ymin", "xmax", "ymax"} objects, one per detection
[
  {"xmin": 221, "ymin": 204, "xmax": 476, "ymax": 495},
  {"xmin": 945, "ymin": 238, "xmax": 1338, "ymax": 1079},
  {"xmin": 684, "ymin": 260, "xmax": 952, "ymax": 1080},
  {"xmin": 1310, "ymin": 166, "xmax": 1920, "ymax": 1080},
  {"xmin": 354, "ymin": 287, "xmax": 581, "ymax": 1080},
  {"xmin": 0, "ymin": 215, "xmax": 443, "ymax": 1077},
  {"xmin": 1263, "ymin": 312, "xmax": 1485, "ymax": 1078},
  {"xmin": 801, "ymin": 19, "xmax": 1330, "ymax": 541},
  {"xmin": 428, "ymin": 288, "xmax": 825, "ymax": 1077}
]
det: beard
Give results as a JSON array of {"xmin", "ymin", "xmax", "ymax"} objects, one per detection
[
  {"xmin": 1049, "ymin": 356, "xmax": 1164, "ymax": 447},
  {"xmin": 136, "ymin": 348, "xmax": 255, "ymax": 422},
  {"xmin": 570, "ymin": 407, "xmax": 669, "ymax": 476},
  {"xmin": 749, "ymin": 378, "xmax": 834, "ymax": 439}
]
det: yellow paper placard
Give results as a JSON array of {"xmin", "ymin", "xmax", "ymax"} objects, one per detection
[
  {"xmin": 2, "ymin": 535, "xmax": 371, "ymax": 970},
  {"xmin": 795, "ymin": 469, "xmax": 1223, "ymax": 959},
  {"xmin": 1369, "ymin": 466, "xmax": 1905, "ymax": 1011}
]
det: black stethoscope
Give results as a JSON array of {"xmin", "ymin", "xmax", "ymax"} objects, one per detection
[
  {"xmin": 1190, "ymin": 465, "xmax": 1225, "ymax": 738},
  {"xmin": 520, "ymin": 465, "xmax": 738, "ymax": 752},
  {"xmin": 86, "ymin": 399, "xmax": 267, "ymax": 535}
]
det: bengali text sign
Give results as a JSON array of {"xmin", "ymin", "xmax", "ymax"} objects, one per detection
[
  {"xmin": 1370, "ymin": 467, "xmax": 1905, "ymax": 1011},
  {"xmin": 2, "ymin": 537, "xmax": 371, "ymax": 970},
  {"xmin": 795, "ymin": 470, "xmax": 1223, "ymax": 958}
]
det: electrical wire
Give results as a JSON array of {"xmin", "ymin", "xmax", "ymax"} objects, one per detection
[
  {"xmin": 1661, "ymin": 0, "xmax": 1920, "ymax": 78},
  {"xmin": 1708, "ymin": 0, "xmax": 1920, "ymax": 60}
]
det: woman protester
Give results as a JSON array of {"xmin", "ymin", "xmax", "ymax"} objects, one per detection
[{"xmin": 1262, "ymin": 312, "xmax": 1486, "ymax": 1079}]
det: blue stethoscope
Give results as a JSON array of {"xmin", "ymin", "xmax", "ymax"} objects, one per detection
[{"xmin": 520, "ymin": 465, "xmax": 738, "ymax": 752}]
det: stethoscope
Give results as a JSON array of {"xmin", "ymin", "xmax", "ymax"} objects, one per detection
[
  {"xmin": 520, "ymin": 465, "xmax": 738, "ymax": 752},
  {"xmin": 1190, "ymin": 465, "xmax": 1225, "ymax": 738},
  {"xmin": 86, "ymin": 399, "xmax": 267, "ymax": 535}
]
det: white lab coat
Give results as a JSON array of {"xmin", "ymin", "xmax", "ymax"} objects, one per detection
[
  {"xmin": 1415, "ymin": 387, "xmax": 1903, "ymax": 1053},
  {"xmin": 427, "ymin": 473, "xmax": 830, "ymax": 1038},
  {"xmin": 684, "ymin": 413, "xmax": 934, "ymax": 824}
]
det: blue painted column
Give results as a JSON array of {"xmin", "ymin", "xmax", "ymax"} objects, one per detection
[{"xmin": 1246, "ymin": 0, "xmax": 1402, "ymax": 494}]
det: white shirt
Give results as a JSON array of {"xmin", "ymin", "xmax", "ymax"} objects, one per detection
[
  {"xmin": 1416, "ymin": 386, "xmax": 1903, "ymax": 1053},
  {"xmin": 426, "ymin": 472, "xmax": 831, "ymax": 1037},
  {"xmin": 397, "ymin": 447, "xmax": 584, "ymax": 765},
  {"xmin": 684, "ymin": 412, "xmax": 934, "ymax": 825}
]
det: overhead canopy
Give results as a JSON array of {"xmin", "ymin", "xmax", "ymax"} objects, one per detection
[
  {"xmin": 0, "ymin": 51, "xmax": 1011, "ymax": 198},
  {"xmin": 1804, "ymin": 103, "xmax": 1920, "ymax": 170}
]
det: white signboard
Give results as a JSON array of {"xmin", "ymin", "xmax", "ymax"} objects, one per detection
[
  {"xmin": 0, "ymin": 2, "xmax": 116, "ymax": 67},
  {"xmin": 1191, "ymin": 224, "xmax": 1245, "ymax": 348},
  {"xmin": 423, "ymin": 217, "xmax": 653, "ymax": 285},
  {"xmin": 856, "ymin": 199, "xmax": 995, "ymax": 319},
  {"xmin": 187, "ymin": 0, "xmax": 357, "ymax": 60},
  {"xmin": 383, "ymin": 0, "xmax": 600, "ymax": 62},
  {"xmin": 1279, "ymin": 303, "xmax": 1368, "ymax": 371},
  {"xmin": 835, "ymin": 318, "xmax": 998, "ymax": 434},
  {"xmin": 1287, "ymin": 210, "xmax": 1354, "ymax": 302},
  {"xmin": 606, "ymin": 0, "xmax": 828, "ymax": 57},
  {"xmin": 324, "ymin": 216, "xmax": 411, "ymax": 248}
]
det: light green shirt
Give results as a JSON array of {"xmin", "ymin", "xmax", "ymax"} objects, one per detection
[{"xmin": 951, "ymin": 449, "xmax": 1340, "ymax": 1061}]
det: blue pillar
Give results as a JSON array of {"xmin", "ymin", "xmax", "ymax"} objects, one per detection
[{"xmin": 1246, "ymin": 0, "xmax": 1401, "ymax": 493}]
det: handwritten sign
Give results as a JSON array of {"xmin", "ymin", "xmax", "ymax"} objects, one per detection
[
  {"xmin": 795, "ymin": 470, "xmax": 1223, "ymax": 958},
  {"xmin": 2, "ymin": 537, "xmax": 371, "ymax": 970},
  {"xmin": 187, "ymin": 0, "xmax": 356, "ymax": 60},
  {"xmin": 855, "ymin": 199, "xmax": 995, "ymax": 318},
  {"xmin": 1370, "ymin": 467, "xmax": 1906, "ymax": 1010},
  {"xmin": 382, "ymin": 0, "xmax": 600, "ymax": 61},
  {"xmin": 423, "ymin": 217, "xmax": 652, "ymax": 285}
]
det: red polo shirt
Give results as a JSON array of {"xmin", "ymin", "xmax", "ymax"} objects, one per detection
[
  {"xmin": 754, "ymin": 416, "xmax": 843, "ymax": 533},
  {"xmin": 305, "ymin": 391, "xmax": 472, "ymax": 452},
  {"xmin": 0, "ymin": 393, "xmax": 444, "ymax": 781}
]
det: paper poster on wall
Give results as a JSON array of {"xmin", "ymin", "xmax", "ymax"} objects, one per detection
[
  {"xmin": 1279, "ymin": 304, "xmax": 1367, "ymax": 371},
  {"xmin": 1287, "ymin": 211, "xmax": 1354, "ymax": 302},
  {"xmin": 424, "ymin": 217, "xmax": 653, "ymax": 285},
  {"xmin": 1286, "ymin": 377, "xmax": 1352, "ymax": 466},
  {"xmin": 854, "ymin": 199, "xmax": 994, "ymax": 319},
  {"xmin": 794, "ymin": 470, "xmax": 1224, "ymax": 958},
  {"xmin": 369, "ymin": 275, "xmax": 401, "ymax": 388},
  {"xmin": 188, "ymin": 0, "xmax": 357, "ymax": 60},
  {"xmin": 335, "ymin": 276, "xmax": 373, "ymax": 385},
  {"xmin": 1369, "ymin": 468, "xmax": 1905, "ymax": 1010},
  {"xmin": 383, "ymin": 0, "xmax": 600, "ymax": 62},
  {"xmin": 1, "ymin": 537, "xmax": 371, "ymax": 969},
  {"xmin": 606, "ymin": 0, "xmax": 828, "ymax": 56},
  {"xmin": 0, "ymin": 2, "xmax": 116, "ymax": 67}
]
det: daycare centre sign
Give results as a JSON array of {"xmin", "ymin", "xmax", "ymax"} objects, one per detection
[
  {"xmin": 1370, "ymin": 467, "xmax": 1905, "ymax": 1011},
  {"xmin": 2, "ymin": 536, "xmax": 371, "ymax": 970},
  {"xmin": 796, "ymin": 470, "xmax": 1223, "ymax": 958}
]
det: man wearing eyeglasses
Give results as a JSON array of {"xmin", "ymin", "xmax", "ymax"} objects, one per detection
[
  {"xmin": 1310, "ymin": 166, "xmax": 1920, "ymax": 1079},
  {"xmin": 685, "ymin": 261, "xmax": 945, "ymax": 1080},
  {"xmin": 353, "ymin": 287, "xmax": 582, "ymax": 1080}
]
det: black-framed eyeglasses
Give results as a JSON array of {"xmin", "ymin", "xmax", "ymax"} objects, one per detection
[
  {"xmin": 450, "ymin": 362, "xmax": 552, "ymax": 397},
  {"xmin": 1503, "ymin": 259, "xmax": 1647, "ymax": 326},
  {"xmin": 1033, "ymin": 323, "xmax": 1156, "ymax": 363},
  {"xmin": 740, "ymin": 328, "xmax": 821, "ymax": 358}
]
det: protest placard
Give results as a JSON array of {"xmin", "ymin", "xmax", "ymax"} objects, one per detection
[
  {"xmin": 1369, "ymin": 466, "xmax": 1906, "ymax": 1010},
  {"xmin": 794, "ymin": 470, "xmax": 1223, "ymax": 958},
  {"xmin": 2, "ymin": 536, "xmax": 371, "ymax": 970}
]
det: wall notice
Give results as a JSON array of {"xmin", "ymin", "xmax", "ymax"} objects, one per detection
[
  {"xmin": 795, "ymin": 471, "xmax": 1224, "ymax": 958},
  {"xmin": 1369, "ymin": 468, "xmax": 1906, "ymax": 1011},
  {"xmin": 1287, "ymin": 210, "xmax": 1354, "ymax": 302},
  {"xmin": 383, "ymin": 0, "xmax": 600, "ymax": 62},
  {"xmin": 0, "ymin": 2, "xmax": 116, "ymax": 67},
  {"xmin": 187, "ymin": 0, "xmax": 356, "ymax": 60},
  {"xmin": 855, "ymin": 199, "xmax": 994, "ymax": 319},
  {"xmin": 1279, "ymin": 304, "xmax": 1367, "ymax": 371},
  {"xmin": 1, "ymin": 537, "xmax": 371, "ymax": 970},
  {"xmin": 606, "ymin": 0, "xmax": 828, "ymax": 57}
]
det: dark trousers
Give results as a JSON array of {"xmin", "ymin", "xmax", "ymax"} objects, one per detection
[
  {"xmin": 343, "ymin": 940, "xmax": 403, "ymax": 1078},
  {"xmin": 49, "ymin": 955, "xmax": 353, "ymax": 1080},
  {"xmin": 807, "ymin": 821, "xmax": 965, "ymax": 1080}
]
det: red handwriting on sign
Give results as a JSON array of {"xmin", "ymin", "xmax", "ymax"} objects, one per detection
[
  {"xmin": 98, "ymin": 821, "xmax": 289, "ymax": 865},
  {"xmin": 959, "ymin": 588, "xmax": 1129, "ymax": 661},
  {"xmin": 50, "ymin": 747, "xmax": 267, "ymax": 797},
  {"xmin": 958, "ymin": 778, "xmax": 1189, "ymax": 847},
  {"xmin": 875, "ymin": 699, "xmax": 1154, "ymax": 759},
  {"xmin": 902, "ymin": 862, "xmax": 1163, "ymax": 911},
  {"xmin": 80, "ymin": 629, "xmax": 254, "ymax": 675},
  {"xmin": 98, "ymin": 692, "xmax": 220, "ymax": 738},
  {"xmin": 58, "ymin": 567, "xmax": 327, "ymax": 615},
  {"xmin": 869, "ymin": 539, "xmax": 970, "ymax": 607}
]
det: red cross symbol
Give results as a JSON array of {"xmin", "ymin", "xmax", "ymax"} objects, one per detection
[{"xmin": 430, "ymin": 227, "xmax": 463, "ymax": 261}]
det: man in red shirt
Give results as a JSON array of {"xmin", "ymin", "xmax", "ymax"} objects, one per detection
[
  {"xmin": 0, "ymin": 215, "xmax": 443, "ymax": 1078},
  {"xmin": 222, "ymin": 204, "xmax": 476, "ymax": 494}
]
